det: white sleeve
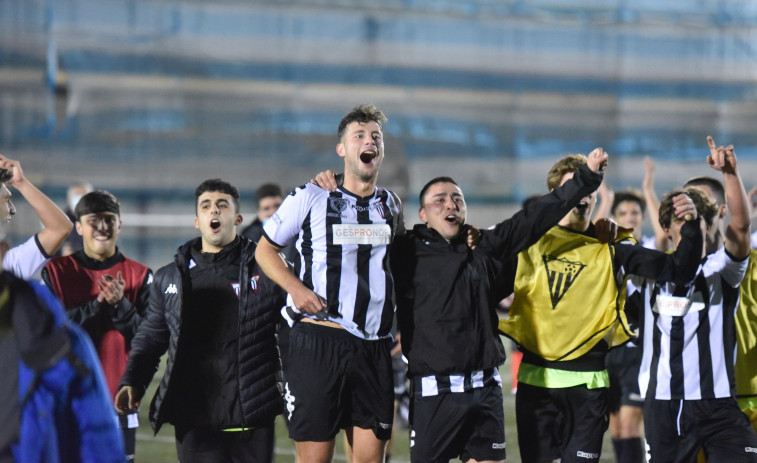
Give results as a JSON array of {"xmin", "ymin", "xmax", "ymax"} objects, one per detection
[
  {"xmin": 720, "ymin": 247, "xmax": 749, "ymax": 288},
  {"xmin": 262, "ymin": 184, "xmax": 317, "ymax": 248},
  {"xmin": 3, "ymin": 235, "xmax": 49, "ymax": 280}
]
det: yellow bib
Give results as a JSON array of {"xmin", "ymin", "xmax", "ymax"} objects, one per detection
[
  {"xmin": 735, "ymin": 249, "xmax": 757, "ymax": 397},
  {"xmin": 499, "ymin": 226, "xmax": 632, "ymax": 361}
]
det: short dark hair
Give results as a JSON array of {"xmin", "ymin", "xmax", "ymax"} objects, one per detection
[
  {"xmin": 684, "ymin": 176, "xmax": 726, "ymax": 206},
  {"xmin": 419, "ymin": 176, "xmax": 459, "ymax": 206},
  {"xmin": 611, "ymin": 190, "xmax": 646, "ymax": 217},
  {"xmin": 658, "ymin": 187, "xmax": 718, "ymax": 229},
  {"xmin": 75, "ymin": 190, "xmax": 120, "ymax": 220},
  {"xmin": 0, "ymin": 169, "xmax": 12, "ymax": 183},
  {"xmin": 255, "ymin": 183, "xmax": 283, "ymax": 208},
  {"xmin": 195, "ymin": 179, "xmax": 240, "ymax": 214},
  {"xmin": 337, "ymin": 104, "xmax": 388, "ymax": 140}
]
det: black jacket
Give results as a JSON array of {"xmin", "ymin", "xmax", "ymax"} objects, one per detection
[
  {"xmin": 120, "ymin": 236, "xmax": 285, "ymax": 433},
  {"xmin": 393, "ymin": 163, "xmax": 603, "ymax": 378}
]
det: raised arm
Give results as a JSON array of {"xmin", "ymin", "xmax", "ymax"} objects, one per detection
[
  {"xmin": 642, "ymin": 156, "xmax": 669, "ymax": 251},
  {"xmin": 593, "ymin": 180, "xmax": 613, "ymax": 220},
  {"xmin": 0, "ymin": 155, "xmax": 72, "ymax": 255},
  {"xmin": 616, "ymin": 194, "xmax": 702, "ymax": 285},
  {"xmin": 707, "ymin": 136, "xmax": 751, "ymax": 259},
  {"xmin": 485, "ymin": 147, "xmax": 607, "ymax": 258}
]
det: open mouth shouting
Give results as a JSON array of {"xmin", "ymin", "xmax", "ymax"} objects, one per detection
[
  {"xmin": 574, "ymin": 201, "xmax": 589, "ymax": 214},
  {"xmin": 445, "ymin": 213, "xmax": 460, "ymax": 224},
  {"xmin": 210, "ymin": 218, "xmax": 221, "ymax": 231},
  {"xmin": 359, "ymin": 150, "xmax": 378, "ymax": 165}
]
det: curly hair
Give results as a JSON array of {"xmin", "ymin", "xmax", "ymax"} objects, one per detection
[
  {"xmin": 337, "ymin": 104, "xmax": 388, "ymax": 140},
  {"xmin": 658, "ymin": 187, "xmax": 718, "ymax": 229}
]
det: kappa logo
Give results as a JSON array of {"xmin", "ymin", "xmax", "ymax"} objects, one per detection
[
  {"xmin": 542, "ymin": 254, "xmax": 585, "ymax": 309},
  {"xmin": 165, "ymin": 283, "xmax": 178, "ymax": 295},
  {"xmin": 284, "ymin": 382, "xmax": 296, "ymax": 420}
]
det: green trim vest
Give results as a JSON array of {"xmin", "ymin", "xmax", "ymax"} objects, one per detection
[{"xmin": 499, "ymin": 226, "xmax": 632, "ymax": 361}]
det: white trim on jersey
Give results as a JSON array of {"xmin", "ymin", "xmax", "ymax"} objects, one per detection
[
  {"xmin": 3, "ymin": 235, "xmax": 49, "ymax": 280},
  {"xmin": 264, "ymin": 183, "xmax": 403, "ymax": 340},
  {"xmin": 417, "ymin": 368, "xmax": 502, "ymax": 397},
  {"xmin": 635, "ymin": 246, "xmax": 748, "ymax": 400}
]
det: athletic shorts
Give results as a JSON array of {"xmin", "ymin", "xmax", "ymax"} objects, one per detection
[
  {"xmin": 284, "ymin": 322, "xmax": 394, "ymax": 442},
  {"xmin": 605, "ymin": 345, "xmax": 643, "ymax": 413},
  {"xmin": 174, "ymin": 423, "xmax": 275, "ymax": 463},
  {"xmin": 410, "ymin": 385, "xmax": 506, "ymax": 463},
  {"xmin": 644, "ymin": 398, "xmax": 757, "ymax": 463},
  {"xmin": 516, "ymin": 382, "xmax": 608, "ymax": 463},
  {"xmin": 741, "ymin": 404, "xmax": 757, "ymax": 436}
]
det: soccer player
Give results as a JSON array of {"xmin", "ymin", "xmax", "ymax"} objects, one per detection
[
  {"xmin": 499, "ymin": 153, "xmax": 703, "ymax": 463},
  {"xmin": 604, "ymin": 190, "xmax": 649, "ymax": 463},
  {"xmin": 256, "ymin": 104, "xmax": 403, "ymax": 463},
  {"xmin": 634, "ymin": 137, "xmax": 757, "ymax": 462},
  {"xmin": 0, "ymin": 154, "xmax": 72, "ymax": 278},
  {"xmin": 391, "ymin": 147, "xmax": 607, "ymax": 463},
  {"xmin": 42, "ymin": 190, "xmax": 151, "ymax": 463},
  {"xmin": 116, "ymin": 179, "xmax": 286, "ymax": 463}
]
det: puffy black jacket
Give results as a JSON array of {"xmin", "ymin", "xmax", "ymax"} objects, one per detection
[
  {"xmin": 120, "ymin": 236, "xmax": 285, "ymax": 433},
  {"xmin": 393, "ymin": 163, "xmax": 603, "ymax": 378}
]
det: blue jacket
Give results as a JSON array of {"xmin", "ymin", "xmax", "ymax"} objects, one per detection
[{"xmin": 13, "ymin": 276, "xmax": 125, "ymax": 463}]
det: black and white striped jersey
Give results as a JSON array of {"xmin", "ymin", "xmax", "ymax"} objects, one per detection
[
  {"xmin": 263, "ymin": 183, "xmax": 404, "ymax": 340},
  {"xmin": 634, "ymin": 246, "xmax": 748, "ymax": 400}
]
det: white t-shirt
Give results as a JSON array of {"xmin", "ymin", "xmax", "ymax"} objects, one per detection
[{"xmin": 3, "ymin": 235, "xmax": 49, "ymax": 280}]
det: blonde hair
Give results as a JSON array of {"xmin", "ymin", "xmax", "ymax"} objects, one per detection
[{"xmin": 546, "ymin": 154, "xmax": 587, "ymax": 190}]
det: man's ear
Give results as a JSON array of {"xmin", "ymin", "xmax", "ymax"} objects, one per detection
[
  {"xmin": 418, "ymin": 207, "xmax": 427, "ymax": 224},
  {"xmin": 336, "ymin": 142, "xmax": 346, "ymax": 159},
  {"xmin": 719, "ymin": 203, "xmax": 728, "ymax": 218},
  {"xmin": 194, "ymin": 217, "xmax": 200, "ymax": 230},
  {"xmin": 75, "ymin": 221, "xmax": 83, "ymax": 237},
  {"xmin": 235, "ymin": 214, "xmax": 243, "ymax": 225}
]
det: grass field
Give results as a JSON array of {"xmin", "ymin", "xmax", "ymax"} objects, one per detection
[{"xmin": 133, "ymin": 344, "xmax": 620, "ymax": 462}]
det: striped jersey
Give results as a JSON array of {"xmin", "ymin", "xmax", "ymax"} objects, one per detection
[
  {"xmin": 414, "ymin": 368, "xmax": 502, "ymax": 397},
  {"xmin": 263, "ymin": 183, "xmax": 404, "ymax": 340},
  {"xmin": 635, "ymin": 246, "xmax": 748, "ymax": 400}
]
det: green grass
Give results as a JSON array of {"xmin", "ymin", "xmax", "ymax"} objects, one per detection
[{"xmin": 134, "ymin": 342, "xmax": 618, "ymax": 462}]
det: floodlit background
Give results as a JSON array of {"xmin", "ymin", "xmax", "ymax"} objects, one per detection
[
  {"xmin": 3, "ymin": 1, "xmax": 757, "ymax": 461},
  {"xmin": 3, "ymin": 0, "xmax": 757, "ymax": 270},
  {"xmin": 0, "ymin": 0, "xmax": 757, "ymax": 267}
]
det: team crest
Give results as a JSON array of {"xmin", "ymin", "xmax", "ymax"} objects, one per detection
[
  {"xmin": 328, "ymin": 197, "xmax": 349, "ymax": 218},
  {"xmin": 231, "ymin": 276, "xmax": 260, "ymax": 296},
  {"xmin": 542, "ymin": 254, "xmax": 585, "ymax": 309}
]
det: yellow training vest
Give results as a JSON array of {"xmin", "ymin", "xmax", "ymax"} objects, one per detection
[
  {"xmin": 735, "ymin": 249, "xmax": 757, "ymax": 398},
  {"xmin": 499, "ymin": 226, "xmax": 632, "ymax": 361}
]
